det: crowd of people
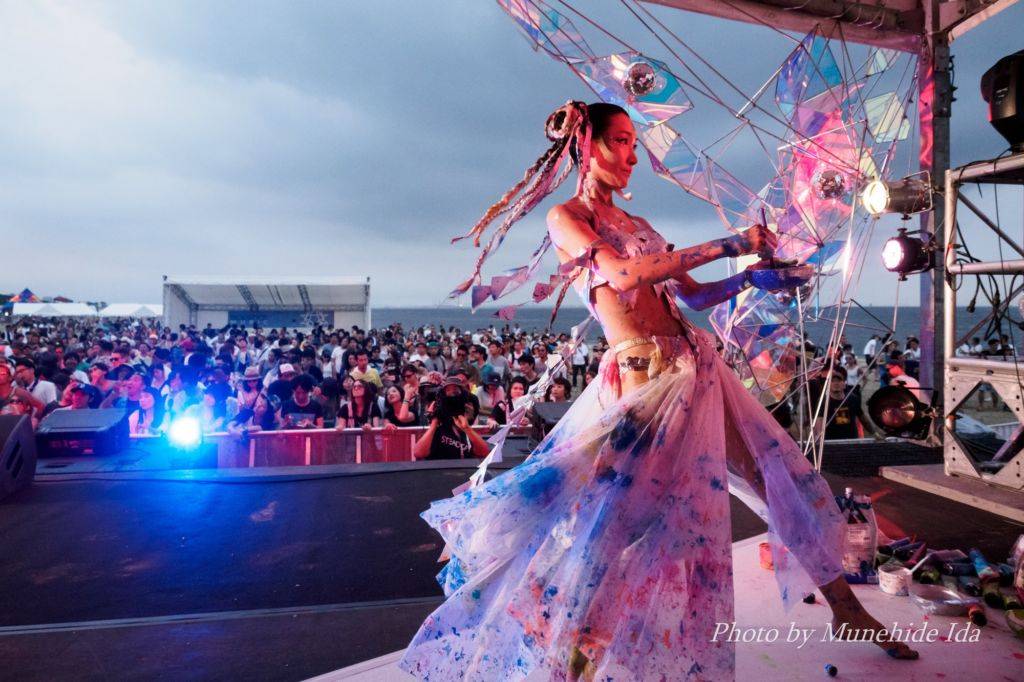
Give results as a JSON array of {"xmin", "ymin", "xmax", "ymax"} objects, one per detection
[
  {"xmin": 3, "ymin": 317, "xmax": 1016, "ymax": 454},
  {"xmin": 0, "ymin": 318, "xmax": 606, "ymax": 459}
]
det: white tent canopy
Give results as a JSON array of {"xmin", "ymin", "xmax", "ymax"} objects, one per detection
[
  {"xmin": 162, "ymin": 276, "xmax": 371, "ymax": 330},
  {"xmin": 99, "ymin": 303, "xmax": 163, "ymax": 317},
  {"xmin": 12, "ymin": 302, "xmax": 98, "ymax": 317}
]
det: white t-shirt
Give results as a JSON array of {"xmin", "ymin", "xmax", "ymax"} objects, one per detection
[
  {"xmin": 571, "ymin": 342, "xmax": 589, "ymax": 365},
  {"xmin": 28, "ymin": 379, "xmax": 58, "ymax": 406},
  {"xmin": 863, "ymin": 338, "xmax": 877, "ymax": 357}
]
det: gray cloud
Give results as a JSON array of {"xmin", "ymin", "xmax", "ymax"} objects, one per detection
[{"xmin": 0, "ymin": 1, "xmax": 1020, "ymax": 307}]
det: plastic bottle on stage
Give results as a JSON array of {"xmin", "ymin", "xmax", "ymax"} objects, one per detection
[{"xmin": 839, "ymin": 487, "xmax": 876, "ymax": 574}]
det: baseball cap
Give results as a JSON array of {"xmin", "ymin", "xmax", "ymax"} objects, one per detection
[{"xmin": 442, "ymin": 375, "xmax": 466, "ymax": 388}]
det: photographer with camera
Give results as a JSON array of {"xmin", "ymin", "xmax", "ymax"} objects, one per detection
[{"xmin": 413, "ymin": 375, "xmax": 490, "ymax": 460}]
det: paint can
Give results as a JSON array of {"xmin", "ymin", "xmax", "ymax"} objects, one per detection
[{"xmin": 878, "ymin": 563, "xmax": 911, "ymax": 596}]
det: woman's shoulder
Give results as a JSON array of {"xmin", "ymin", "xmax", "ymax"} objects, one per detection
[{"xmin": 547, "ymin": 197, "xmax": 594, "ymax": 225}]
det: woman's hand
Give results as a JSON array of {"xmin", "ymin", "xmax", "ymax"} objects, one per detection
[
  {"xmin": 403, "ymin": 385, "xmax": 417, "ymax": 402},
  {"xmin": 454, "ymin": 414, "xmax": 471, "ymax": 432},
  {"xmin": 731, "ymin": 224, "xmax": 777, "ymax": 258},
  {"xmin": 382, "ymin": 421, "xmax": 397, "ymax": 432}
]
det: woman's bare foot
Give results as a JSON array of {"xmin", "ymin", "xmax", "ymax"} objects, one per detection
[
  {"xmin": 819, "ymin": 576, "xmax": 920, "ymax": 660},
  {"xmin": 830, "ymin": 609, "xmax": 919, "ymax": 659}
]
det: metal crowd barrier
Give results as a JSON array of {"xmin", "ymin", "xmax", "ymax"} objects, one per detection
[{"xmin": 130, "ymin": 425, "xmax": 530, "ymax": 469}]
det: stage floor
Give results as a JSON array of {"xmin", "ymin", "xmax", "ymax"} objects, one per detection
[
  {"xmin": 314, "ymin": 533, "xmax": 1024, "ymax": 682},
  {"xmin": 1, "ymin": 459, "xmax": 1020, "ymax": 680}
]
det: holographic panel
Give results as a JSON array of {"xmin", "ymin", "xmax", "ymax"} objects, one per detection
[
  {"xmin": 866, "ymin": 48, "xmax": 899, "ymax": 76},
  {"xmin": 577, "ymin": 52, "xmax": 693, "ymax": 126},
  {"xmin": 639, "ymin": 124, "xmax": 711, "ymax": 202},
  {"xmin": 498, "ymin": 0, "xmax": 592, "ymax": 62},
  {"xmin": 775, "ymin": 32, "xmax": 843, "ymax": 119},
  {"xmin": 864, "ymin": 92, "xmax": 911, "ymax": 143}
]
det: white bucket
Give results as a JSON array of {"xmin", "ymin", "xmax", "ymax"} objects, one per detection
[{"xmin": 878, "ymin": 563, "xmax": 911, "ymax": 596}]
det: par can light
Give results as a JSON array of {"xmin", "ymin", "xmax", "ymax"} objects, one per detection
[
  {"xmin": 860, "ymin": 176, "xmax": 931, "ymax": 217},
  {"xmin": 881, "ymin": 228, "xmax": 935, "ymax": 281}
]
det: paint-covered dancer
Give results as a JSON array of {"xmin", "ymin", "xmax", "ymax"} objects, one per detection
[{"xmin": 399, "ymin": 102, "xmax": 917, "ymax": 680}]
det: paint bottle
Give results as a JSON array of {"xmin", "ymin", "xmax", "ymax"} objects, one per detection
[
  {"xmin": 997, "ymin": 562, "xmax": 1015, "ymax": 587},
  {"xmin": 967, "ymin": 603, "xmax": 987, "ymax": 627},
  {"xmin": 904, "ymin": 543, "xmax": 928, "ymax": 567},
  {"xmin": 941, "ymin": 559, "xmax": 975, "ymax": 576},
  {"xmin": 958, "ymin": 575, "xmax": 982, "ymax": 597},
  {"xmin": 1002, "ymin": 589, "xmax": 1023, "ymax": 611},
  {"xmin": 981, "ymin": 581, "xmax": 1004, "ymax": 608},
  {"xmin": 893, "ymin": 541, "xmax": 925, "ymax": 562},
  {"xmin": 969, "ymin": 548, "xmax": 1001, "ymax": 583},
  {"xmin": 917, "ymin": 566, "xmax": 941, "ymax": 585}
]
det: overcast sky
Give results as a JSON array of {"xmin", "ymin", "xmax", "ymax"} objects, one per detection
[{"xmin": 1, "ymin": 1, "xmax": 1021, "ymax": 306}]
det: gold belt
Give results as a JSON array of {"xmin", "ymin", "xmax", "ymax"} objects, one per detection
[{"xmin": 613, "ymin": 336, "xmax": 664, "ymax": 380}]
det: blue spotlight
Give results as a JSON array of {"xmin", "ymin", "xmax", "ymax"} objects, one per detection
[{"xmin": 168, "ymin": 416, "xmax": 202, "ymax": 449}]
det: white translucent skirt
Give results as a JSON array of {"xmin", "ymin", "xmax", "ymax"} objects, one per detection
[{"xmin": 399, "ymin": 328, "xmax": 845, "ymax": 681}]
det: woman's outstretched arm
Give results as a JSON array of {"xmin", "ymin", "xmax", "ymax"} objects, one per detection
[
  {"xmin": 547, "ymin": 204, "xmax": 771, "ymax": 292},
  {"xmin": 674, "ymin": 271, "xmax": 751, "ymax": 311}
]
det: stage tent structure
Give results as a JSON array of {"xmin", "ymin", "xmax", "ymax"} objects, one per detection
[
  {"xmin": 99, "ymin": 303, "xmax": 163, "ymax": 318},
  {"xmin": 11, "ymin": 303, "xmax": 98, "ymax": 317},
  {"xmin": 162, "ymin": 276, "xmax": 371, "ymax": 330}
]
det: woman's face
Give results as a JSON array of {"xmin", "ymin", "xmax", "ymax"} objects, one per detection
[
  {"xmin": 139, "ymin": 392, "xmax": 155, "ymax": 410},
  {"xmin": 385, "ymin": 386, "xmax": 401, "ymax": 403},
  {"xmin": 550, "ymin": 383, "xmax": 567, "ymax": 401},
  {"xmin": 342, "ymin": 376, "xmax": 354, "ymax": 391},
  {"xmin": 588, "ymin": 113, "xmax": 638, "ymax": 190},
  {"xmin": 510, "ymin": 382, "xmax": 525, "ymax": 399},
  {"xmin": 352, "ymin": 382, "xmax": 365, "ymax": 397}
]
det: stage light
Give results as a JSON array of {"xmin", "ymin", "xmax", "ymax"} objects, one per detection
[
  {"xmin": 867, "ymin": 385, "xmax": 933, "ymax": 439},
  {"xmin": 981, "ymin": 50, "xmax": 1024, "ymax": 153},
  {"xmin": 881, "ymin": 228, "xmax": 935, "ymax": 281},
  {"xmin": 860, "ymin": 176, "xmax": 931, "ymax": 217},
  {"xmin": 168, "ymin": 417, "xmax": 202, "ymax": 449}
]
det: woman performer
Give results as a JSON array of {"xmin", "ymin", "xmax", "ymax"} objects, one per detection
[{"xmin": 400, "ymin": 102, "xmax": 917, "ymax": 680}]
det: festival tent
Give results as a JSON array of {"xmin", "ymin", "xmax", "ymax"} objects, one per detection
[
  {"xmin": 8, "ymin": 288, "xmax": 40, "ymax": 303},
  {"xmin": 98, "ymin": 303, "xmax": 163, "ymax": 318},
  {"xmin": 163, "ymin": 275, "xmax": 371, "ymax": 330},
  {"xmin": 11, "ymin": 302, "xmax": 98, "ymax": 317}
]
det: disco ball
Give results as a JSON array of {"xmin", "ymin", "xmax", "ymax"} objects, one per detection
[
  {"xmin": 813, "ymin": 169, "xmax": 847, "ymax": 200},
  {"xmin": 624, "ymin": 61, "xmax": 657, "ymax": 97}
]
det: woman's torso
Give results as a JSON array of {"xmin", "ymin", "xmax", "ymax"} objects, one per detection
[{"xmin": 550, "ymin": 198, "xmax": 693, "ymax": 347}]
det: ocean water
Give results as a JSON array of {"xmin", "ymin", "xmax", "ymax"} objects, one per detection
[{"xmin": 374, "ymin": 306, "xmax": 1017, "ymax": 352}]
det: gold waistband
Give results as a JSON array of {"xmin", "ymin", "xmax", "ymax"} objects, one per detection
[{"xmin": 612, "ymin": 336, "xmax": 657, "ymax": 354}]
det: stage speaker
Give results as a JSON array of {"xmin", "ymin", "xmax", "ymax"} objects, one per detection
[
  {"xmin": 36, "ymin": 408, "xmax": 129, "ymax": 458},
  {"xmin": 532, "ymin": 401, "xmax": 574, "ymax": 438},
  {"xmin": 0, "ymin": 415, "xmax": 37, "ymax": 501}
]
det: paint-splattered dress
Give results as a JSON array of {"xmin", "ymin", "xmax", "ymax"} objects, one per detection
[{"xmin": 400, "ymin": 212, "xmax": 845, "ymax": 681}]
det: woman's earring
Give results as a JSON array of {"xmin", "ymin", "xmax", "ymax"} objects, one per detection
[{"xmin": 615, "ymin": 188, "xmax": 633, "ymax": 201}]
